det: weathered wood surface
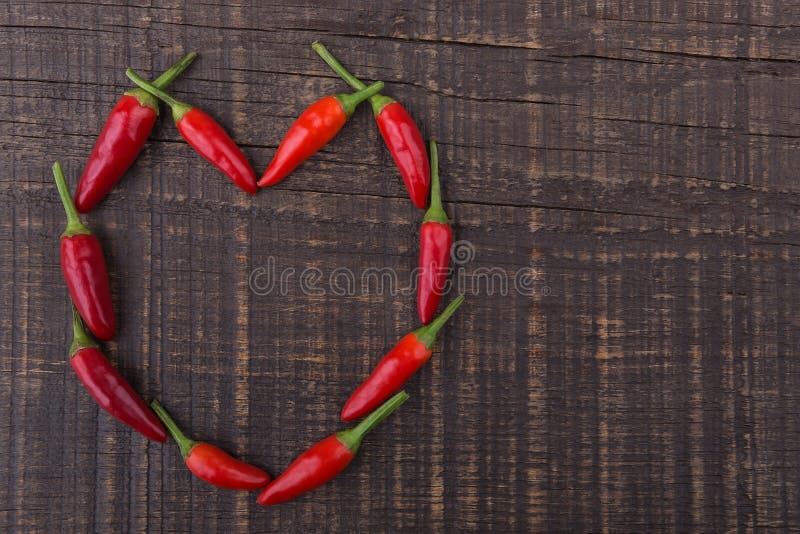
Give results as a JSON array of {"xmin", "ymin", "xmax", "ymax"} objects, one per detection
[{"xmin": 2, "ymin": 1, "xmax": 800, "ymax": 532}]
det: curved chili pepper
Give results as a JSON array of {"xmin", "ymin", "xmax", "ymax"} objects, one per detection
[
  {"xmin": 257, "ymin": 81, "xmax": 385, "ymax": 187},
  {"xmin": 312, "ymin": 42, "xmax": 430, "ymax": 208},
  {"xmin": 341, "ymin": 296, "xmax": 463, "ymax": 421},
  {"xmin": 74, "ymin": 52, "xmax": 197, "ymax": 213},
  {"xmin": 417, "ymin": 141, "xmax": 453, "ymax": 323},
  {"xmin": 69, "ymin": 307, "xmax": 166, "ymax": 442},
  {"xmin": 54, "ymin": 162, "xmax": 116, "ymax": 341},
  {"xmin": 125, "ymin": 69, "xmax": 258, "ymax": 195},
  {"xmin": 257, "ymin": 391, "xmax": 408, "ymax": 506},
  {"xmin": 150, "ymin": 399, "xmax": 271, "ymax": 490}
]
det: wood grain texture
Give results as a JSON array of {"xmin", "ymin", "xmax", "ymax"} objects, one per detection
[{"xmin": 1, "ymin": 1, "xmax": 799, "ymax": 532}]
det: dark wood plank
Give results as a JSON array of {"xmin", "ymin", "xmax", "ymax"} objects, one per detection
[{"xmin": 1, "ymin": 0, "xmax": 799, "ymax": 532}]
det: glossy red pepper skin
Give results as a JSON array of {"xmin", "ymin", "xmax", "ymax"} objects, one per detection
[
  {"xmin": 176, "ymin": 108, "xmax": 258, "ymax": 194},
  {"xmin": 341, "ymin": 333, "xmax": 430, "ymax": 421},
  {"xmin": 68, "ymin": 309, "xmax": 166, "ymax": 442},
  {"xmin": 258, "ymin": 96, "xmax": 347, "ymax": 187},
  {"xmin": 258, "ymin": 392, "xmax": 409, "ymax": 506},
  {"xmin": 417, "ymin": 141, "xmax": 452, "ymax": 323},
  {"xmin": 258, "ymin": 81, "xmax": 385, "ymax": 187},
  {"xmin": 418, "ymin": 222, "xmax": 453, "ymax": 324},
  {"xmin": 376, "ymin": 102, "xmax": 430, "ymax": 208},
  {"xmin": 150, "ymin": 400, "xmax": 271, "ymax": 491},
  {"xmin": 61, "ymin": 234, "xmax": 116, "ymax": 341},
  {"xmin": 54, "ymin": 163, "xmax": 116, "ymax": 341},
  {"xmin": 341, "ymin": 296, "xmax": 464, "ymax": 421},
  {"xmin": 185, "ymin": 443, "xmax": 271, "ymax": 490},
  {"xmin": 71, "ymin": 347, "xmax": 167, "ymax": 442},
  {"xmin": 124, "ymin": 69, "xmax": 257, "ymax": 195},
  {"xmin": 257, "ymin": 435, "xmax": 352, "ymax": 505},
  {"xmin": 311, "ymin": 43, "xmax": 430, "ymax": 207},
  {"xmin": 74, "ymin": 53, "xmax": 197, "ymax": 212},
  {"xmin": 74, "ymin": 95, "xmax": 157, "ymax": 212}
]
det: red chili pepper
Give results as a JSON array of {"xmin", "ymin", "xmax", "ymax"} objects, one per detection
[
  {"xmin": 417, "ymin": 141, "xmax": 453, "ymax": 323},
  {"xmin": 311, "ymin": 42, "xmax": 430, "ymax": 208},
  {"xmin": 125, "ymin": 69, "xmax": 258, "ymax": 195},
  {"xmin": 341, "ymin": 296, "xmax": 463, "ymax": 421},
  {"xmin": 257, "ymin": 391, "xmax": 408, "ymax": 506},
  {"xmin": 257, "ymin": 81, "xmax": 385, "ymax": 187},
  {"xmin": 68, "ymin": 307, "xmax": 166, "ymax": 442},
  {"xmin": 150, "ymin": 400, "xmax": 271, "ymax": 490},
  {"xmin": 74, "ymin": 52, "xmax": 197, "ymax": 213},
  {"xmin": 54, "ymin": 162, "xmax": 116, "ymax": 341}
]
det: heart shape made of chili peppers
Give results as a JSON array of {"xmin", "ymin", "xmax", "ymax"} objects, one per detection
[{"xmin": 55, "ymin": 44, "xmax": 464, "ymax": 506}]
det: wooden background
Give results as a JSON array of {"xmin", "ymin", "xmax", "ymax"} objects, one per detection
[{"xmin": 2, "ymin": 1, "xmax": 799, "ymax": 532}]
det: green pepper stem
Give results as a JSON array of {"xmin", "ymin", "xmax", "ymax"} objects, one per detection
[
  {"xmin": 312, "ymin": 42, "xmax": 366, "ymax": 90},
  {"xmin": 312, "ymin": 42, "xmax": 395, "ymax": 116},
  {"xmin": 125, "ymin": 68, "xmax": 192, "ymax": 122},
  {"xmin": 336, "ymin": 391, "xmax": 409, "ymax": 453},
  {"xmin": 422, "ymin": 140, "xmax": 448, "ymax": 224},
  {"xmin": 152, "ymin": 51, "xmax": 197, "ymax": 89},
  {"xmin": 52, "ymin": 162, "xmax": 90, "ymax": 238},
  {"xmin": 124, "ymin": 52, "xmax": 198, "ymax": 111},
  {"xmin": 413, "ymin": 294, "xmax": 465, "ymax": 349},
  {"xmin": 150, "ymin": 399, "xmax": 199, "ymax": 459},
  {"xmin": 336, "ymin": 81, "xmax": 385, "ymax": 117},
  {"xmin": 69, "ymin": 306, "xmax": 99, "ymax": 356}
]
